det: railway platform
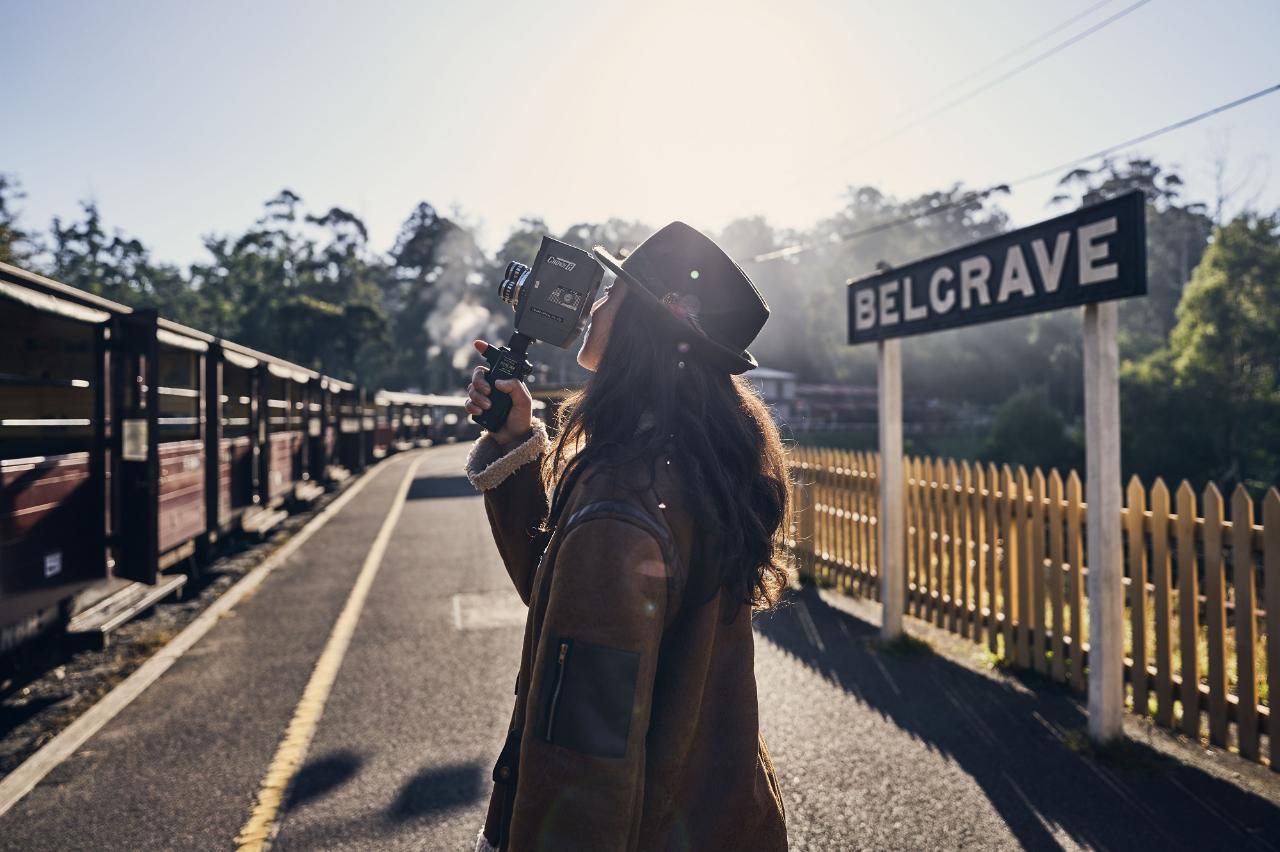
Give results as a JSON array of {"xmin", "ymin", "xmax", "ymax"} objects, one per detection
[{"xmin": 0, "ymin": 444, "xmax": 1277, "ymax": 851}]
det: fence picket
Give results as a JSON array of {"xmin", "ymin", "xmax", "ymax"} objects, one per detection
[
  {"xmin": 834, "ymin": 450, "xmax": 845, "ymax": 587},
  {"xmin": 959, "ymin": 462, "xmax": 973, "ymax": 639},
  {"xmin": 929, "ymin": 459, "xmax": 944, "ymax": 626},
  {"xmin": 1265, "ymin": 489, "xmax": 1280, "ymax": 771},
  {"xmin": 1151, "ymin": 479, "xmax": 1174, "ymax": 726},
  {"xmin": 1232, "ymin": 485, "xmax": 1258, "ymax": 759},
  {"xmin": 856, "ymin": 453, "xmax": 866, "ymax": 593},
  {"xmin": 824, "ymin": 449, "xmax": 836, "ymax": 584},
  {"xmin": 987, "ymin": 463, "xmax": 1000, "ymax": 654},
  {"xmin": 865, "ymin": 452, "xmax": 877, "ymax": 594},
  {"xmin": 1126, "ymin": 475, "xmax": 1149, "ymax": 715},
  {"xmin": 829, "ymin": 447, "xmax": 839, "ymax": 580},
  {"xmin": 1049, "ymin": 470, "xmax": 1066, "ymax": 683},
  {"xmin": 972, "ymin": 463, "xmax": 987, "ymax": 644},
  {"xmin": 851, "ymin": 453, "xmax": 861, "ymax": 594},
  {"xmin": 844, "ymin": 450, "xmax": 855, "ymax": 591},
  {"xmin": 1017, "ymin": 466, "xmax": 1034, "ymax": 668},
  {"xmin": 942, "ymin": 460, "xmax": 956, "ymax": 631},
  {"xmin": 1176, "ymin": 481, "xmax": 1200, "ymax": 738},
  {"xmin": 813, "ymin": 449, "xmax": 822, "ymax": 578},
  {"xmin": 1031, "ymin": 468, "xmax": 1047, "ymax": 674},
  {"xmin": 999, "ymin": 465, "xmax": 1016, "ymax": 660},
  {"xmin": 1067, "ymin": 471, "xmax": 1085, "ymax": 692},
  {"xmin": 870, "ymin": 452, "xmax": 881, "ymax": 601},
  {"xmin": 921, "ymin": 457, "xmax": 942, "ymax": 624},
  {"xmin": 937, "ymin": 461, "xmax": 950, "ymax": 628},
  {"xmin": 1202, "ymin": 484, "xmax": 1228, "ymax": 747},
  {"xmin": 906, "ymin": 457, "xmax": 919, "ymax": 616}
]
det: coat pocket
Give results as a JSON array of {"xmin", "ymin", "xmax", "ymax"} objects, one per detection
[{"xmin": 541, "ymin": 635, "xmax": 640, "ymax": 759}]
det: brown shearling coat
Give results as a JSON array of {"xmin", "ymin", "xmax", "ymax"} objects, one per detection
[{"xmin": 465, "ymin": 419, "xmax": 788, "ymax": 852}]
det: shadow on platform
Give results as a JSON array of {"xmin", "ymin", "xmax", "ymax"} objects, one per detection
[
  {"xmin": 752, "ymin": 581, "xmax": 1280, "ymax": 852},
  {"xmin": 407, "ymin": 475, "xmax": 479, "ymax": 501},
  {"xmin": 279, "ymin": 752, "xmax": 487, "ymax": 847},
  {"xmin": 286, "ymin": 749, "xmax": 366, "ymax": 811}
]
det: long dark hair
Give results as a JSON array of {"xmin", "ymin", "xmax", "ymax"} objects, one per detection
[{"xmin": 542, "ymin": 284, "xmax": 792, "ymax": 614}]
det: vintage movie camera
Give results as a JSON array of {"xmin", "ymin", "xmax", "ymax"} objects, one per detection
[{"xmin": 472, "ymin": 236, "xmax": 604, "ymax": 431}]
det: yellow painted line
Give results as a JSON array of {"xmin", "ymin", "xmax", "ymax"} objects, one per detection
[
  {"xmin": 0, "ymin": 456, "xmax": 393, "ymax": 819},
  {"xmin": 236, "ymin": 454, "xmax": 425, "ymax": 850}
]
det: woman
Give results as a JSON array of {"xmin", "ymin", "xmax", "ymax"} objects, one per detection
[{"xmin": 464, "ymin": 221, "xmax": 790, "ymax": 852}]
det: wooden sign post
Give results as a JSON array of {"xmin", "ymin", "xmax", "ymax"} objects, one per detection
[
  {"xmin": 1083, "ymin": 300, "xmax": 1124, "ymax": 741},
  {"xmin": 878, "ymin": 338, "xmax": 905, "ymax": 640},
  {"xmin": 848, "ymin": 191, "xmax": 1146, "ymax": 745}
]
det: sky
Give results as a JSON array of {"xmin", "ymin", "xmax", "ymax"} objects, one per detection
[{"xmin": 4, "ymin": 0, "xmax": 1278, "ymax": 266}]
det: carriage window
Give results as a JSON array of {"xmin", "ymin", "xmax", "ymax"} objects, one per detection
[
  {"xmin": 222, "ymin": 363, "xmax": 253, "ymax": 438},
  {"xmin": 0, "ymin": 298, "xmax": 97, "ymax": 456},
  {"xmin": 266, "ymin": 374, "xmax": 290, "ymax": 431},
  {"xmin": 289, "ymin": 381, "xmax": 306, "ymax": 432},
  {"xmin": 339, "ymin": 392, "xmax": 361, "ymax": 433},
  {"xmin": 157, "ymin": 343, "xmax": 201, "ymax": 442}
]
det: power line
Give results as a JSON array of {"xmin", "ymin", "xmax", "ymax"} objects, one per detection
[
  {"xmin": 750, "ymin": 82, "xmax": 1280, "ymax": 264},
  {"xmin": 895, "ymin": 0, "xmax": 1116, "ymax": 120},
  {"xmin": 788, "ymin": 0, "xmax": 1154, "ymax": 190}
]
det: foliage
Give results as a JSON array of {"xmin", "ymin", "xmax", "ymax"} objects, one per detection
[
  {"xmin": 1, "ymin": 153, "xmax": 1276, "ymax": 490},
  {"xmin": 1122, "ymin": 213, "xmax": 1280, "ymax": 492},
  {"xmin": 980, "ymin": 386, "xmax": 1082, "ymax": 473},
  {"xmin": 0, "ymin": 174, "xmax": 41, "ymax": 266},
  {"xmin": 1053, "ymin": 157, "xmax": 1215, "ymax": 360}
]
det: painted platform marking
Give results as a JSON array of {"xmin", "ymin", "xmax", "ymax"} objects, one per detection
[
  {"xmin": 236, "ymin": 455, "xmax": 425, "ymax": 850},
  {"xmin": 0, "ymin": 456, "xmax": 392, "ymax": 819},
  {"xmin": 452, "ymin": 590, "xmax": 527, "ymax": 630}
]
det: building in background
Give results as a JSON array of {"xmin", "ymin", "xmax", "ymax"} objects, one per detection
[
  {"xmin": 746, "ymin": 367, "xmax": 797, "ymax": 425},
  {"xmin": 792, "ymin": 383, "xmax": 878, "ymax": 432}
]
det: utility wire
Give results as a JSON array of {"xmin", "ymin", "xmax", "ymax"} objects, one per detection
[
  {"xmin": 788, "ymin": 0, "xmax": 1154, "ymax": 190},
  {"xmin": 750, "ymin": 82, "xmax": 1280, "ymax": 263},
  {"xmin": 895, "ymin": 0, "xmax": 1116, "ymax": 121}
]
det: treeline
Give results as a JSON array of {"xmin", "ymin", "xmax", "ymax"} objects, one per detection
[{"xmin": 0, "ymin": 158, "xmax": 1276, "ymax": 492}]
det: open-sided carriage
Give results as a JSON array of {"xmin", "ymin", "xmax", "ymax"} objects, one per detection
[{"xmin": 0, "ymin": 261, "xmax": 440, "ymax": 652}]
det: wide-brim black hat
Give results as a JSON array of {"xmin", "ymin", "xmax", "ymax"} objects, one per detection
[{"xmin": 591, "ymin": 222, "xmax": 769, "ymax": 375}]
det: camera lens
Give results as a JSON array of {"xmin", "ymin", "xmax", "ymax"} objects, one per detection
[{"xmin": 499, "ymin": 261, "xmax": 530, "ymax": 307}]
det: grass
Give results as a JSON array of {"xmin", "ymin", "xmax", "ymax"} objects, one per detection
[{"xmin": 800, "ymin": 551, "xmax": 1271, "ymax": 716}]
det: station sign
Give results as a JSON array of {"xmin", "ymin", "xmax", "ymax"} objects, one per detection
[{"xmin": 848, "ymin": 190, "xmax": 1146, "ymax": 344}]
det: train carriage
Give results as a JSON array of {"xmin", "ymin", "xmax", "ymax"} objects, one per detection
[
  {"xmin": 307, "ymin": 378, "xmax": 337, "ymax": 484},
  {"xmin": 0, "ymin": 265, "xmax": 112, "ymax": 649},
  {"xmin": 208, "ymin": 343, "xmax": 259, "ymax": 538},
  {"xmin": 150, "ymin": 321, "xmax": 210, "ymax": 571},
  {"xmin": 0, "ymin": 259, "xmax": 497, "ymax": 654},
  {"xmin": 262, "ymin": 361, "xmax": 313, "ymax": 506},
  {"xmin": 375, "ymin": 391, "xmax": 437, "ymax": 452},
  {"xmin": 334, "ymin": 383, "xmax": 364, "ymax": 476},
  {"xmin": 370, "ymin": 394, "xmax": 394, "ymax": 461}
]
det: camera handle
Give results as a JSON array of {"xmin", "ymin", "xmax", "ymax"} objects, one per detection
[{"xmin": 472, "ymin": 332, "xmax": 535, "ymax": 433}]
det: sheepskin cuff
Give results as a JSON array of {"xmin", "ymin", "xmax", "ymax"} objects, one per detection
[
  {"xmin": 474, "ymin": 830, "xmax": 499, "ymax": 852},
  {"xmin": 465, "ymin": 419, "xmax": 548, "ymax": 491}
]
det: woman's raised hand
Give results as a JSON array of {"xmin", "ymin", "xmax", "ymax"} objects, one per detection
[{"xmin": 466, "ymin": 339, "xmax": 534, "ymax": 448}]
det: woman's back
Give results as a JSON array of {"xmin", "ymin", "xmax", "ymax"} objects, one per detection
[
  {"xmin": 469, "ymin": 435, "xmax": 787, "ymax": 851},
  {"xmin": 466, "ymin": 220, "xmax": 790, "ymax": 851}
]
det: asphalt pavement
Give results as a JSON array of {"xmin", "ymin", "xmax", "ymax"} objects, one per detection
[{"xmin": 1, "ymin": 443, "xmax": 1277, "ymax": 851}]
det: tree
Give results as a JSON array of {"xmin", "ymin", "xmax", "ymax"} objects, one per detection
[
  {"xmin": 1052, "ymin": 157, "xmax": 1214, "ymax": 359},
  {"xmin": 1122, "ymin": 213, "xmax": 1280, "ymax": 491},
  {"xmin": 48, "ymin": 200, "xmax": 199, "ymax": 321},
  {"xmin": 386, "ymin": 201, "xmax": 495, "ymax": 391},
  {"xmin": 0, "ymin": 174, "xmax": 41, "ymax": 267},
  {"xmin": 980, "ymin": 386, "xmax": 1081, "ymax": 473},
  {"xmin": 189, "ymin": 191, "xmax": 391, "ymax": 383}
]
